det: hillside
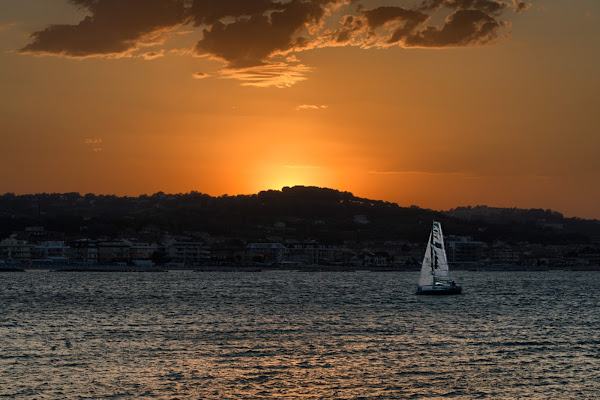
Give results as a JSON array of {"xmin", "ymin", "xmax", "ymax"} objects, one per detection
[{"xmin": 0, "ymin": 187, "xmax": 598, "ymax": 245}]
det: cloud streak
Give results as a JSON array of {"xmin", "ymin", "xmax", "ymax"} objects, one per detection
[
  {"xmin": 192, "ymin": 71, "xmax": 209, "ymax": 79},
  {"xmin": 369, "ymin": 169, "xmax": 470, "ymax": 176},
  {"xmin": 219, "ymin": 62, "xmax": 312, "ymax": 88},
  {"xmin": 85, "ymin": 138, "xmax": 103, "ymax": 152},
  {"xmin": 368, "ymin": 169, "xmax": 557, "ymax": 179},
  {"xmin": 140, "ymin": 50, "xmax": 165, "ymax": 60},
  {"xmin": 19, "ymin": 0, "xmax": 531, "ymax": 86},
  {"xmin": 0, "ymin": 22, "xmax": 18, "ymax": 32},
  {"xmin": 85, "ymin": 138, "xmax": 103, "ymax": 144},
  {"xmin": 284, "ymin": 165, "xmax": 321, "ymax": 169},
  {"xmin": 296, "ymin": 104, "xmax": 328, "ymax": 111}
]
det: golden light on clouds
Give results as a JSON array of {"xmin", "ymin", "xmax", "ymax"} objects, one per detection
[
  {"xmin": 219, "ymin": 63, "xmax": 313, "ymax": 88},
  {"xmin": 17, "ymin": 0, "xmax": 531, "ymax": 86},
  {"xmin": 296, "ymin": 104, "xmax": 328, "ymax": 111}
]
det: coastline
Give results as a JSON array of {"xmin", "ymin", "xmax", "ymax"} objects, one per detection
[{"xmin": 2, "ymin": 264, "xmax": 600, "ymax": 273}]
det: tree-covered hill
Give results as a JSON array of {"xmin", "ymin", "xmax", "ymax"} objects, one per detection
[{"xmin": 0, "ymin": 187, "xmax": 598, "ymax": 245}]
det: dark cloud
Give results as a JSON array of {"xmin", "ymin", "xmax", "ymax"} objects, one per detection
[
  {"xmin": 19, "ymin": 0, "xmax": 530, "ymax": 85},
  {"xmin": 419, "ymin": 0, "xmax": 510, "ymax": 15},
  {"xmin": 363, "ymin": 7, "xmax": 429, "ymax": 30},
  {"xmin": 513, "ymin": 1, "xmax": 532, "ymax": 13},
  {"xmin": 331, "ymin": 0, "xmax": 523, "ymax": 48},
  {"xmin": 186, "ymin": 0, "xmax": 286, "ymax": 26},
  {"xmin": 405, "ymin": 9, "xmax": 504, "ymax": 47},
  {"xmin": 334, "ymin": 15, "xmax": 363, "ymax": 44},
  {"xmin": 362, "ymin": 7, "xmax": 430, "ymax": 44},
  {"xmin": 21, "ymin": 0, "xmax": 186, "ymax": 57},
  {"xmin": 195, "ymin": 0, "xmax": 334, "ymax": 67},
  {"xmin": 404, "ymin": 10, "xmax": 504, "ymax": 47}
]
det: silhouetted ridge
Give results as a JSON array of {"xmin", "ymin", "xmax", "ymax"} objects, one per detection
[{"xmin": 0, "ymin": 187, "xmax": 598, "ymax": 245}]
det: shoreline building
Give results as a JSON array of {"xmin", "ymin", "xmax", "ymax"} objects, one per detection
[
  {"xmin": 0, "ymin": 234, "xmax": 31, "ymax": 263},
  {"xmin": 446, "ymin": 235, "xmax": 484, "ymax": 266}
]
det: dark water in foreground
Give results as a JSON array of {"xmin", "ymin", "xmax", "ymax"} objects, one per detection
[{"xmin": 1, "ymin": 271, "xmax": 599, "ymax": 399}]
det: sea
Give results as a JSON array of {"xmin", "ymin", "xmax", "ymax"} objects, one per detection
[{"xmin": 1, "ymin": 270, "xmax": 599, "ymax": 399}]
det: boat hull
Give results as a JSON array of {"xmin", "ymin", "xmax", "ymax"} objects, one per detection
[{"xmin": 416, "ymin": 285, "xmax": 462, "ymax": 295}]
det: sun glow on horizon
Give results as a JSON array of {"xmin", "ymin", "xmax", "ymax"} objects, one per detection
[{"xmin": 247, "ymin": 164, "xmax": 332, "ymax": 194}]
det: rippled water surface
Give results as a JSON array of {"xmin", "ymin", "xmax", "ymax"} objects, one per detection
[{"xmin": 1, "ymin": 270, "xmax": 599, "ymax": 399}]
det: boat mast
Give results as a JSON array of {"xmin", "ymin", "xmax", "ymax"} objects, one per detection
[{"xmin": 430, "ymin": 222, "xmax": 436, "ymax": 282}]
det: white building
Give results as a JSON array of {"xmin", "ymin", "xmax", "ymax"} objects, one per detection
[
  {"xmin": 34, "ymin": 241, "xmax": 70, "ymax": 264},
  {"xmin": 0, "ymin": 234, "xmax": 31, "ymax": 263}
]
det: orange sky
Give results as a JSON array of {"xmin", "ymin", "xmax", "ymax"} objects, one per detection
[{"xmin": 1, "ymin": 0, "xmax": 599, "ymax": 218}]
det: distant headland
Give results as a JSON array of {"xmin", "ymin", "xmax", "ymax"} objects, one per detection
[{"xmin": 1, "ymin": 186, "xmax": 599, "ymax": 270}]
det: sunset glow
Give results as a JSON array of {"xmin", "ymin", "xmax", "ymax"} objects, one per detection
[{"xmin": 1, "ymin": 0, "xmax": 599, "ymax": 218}]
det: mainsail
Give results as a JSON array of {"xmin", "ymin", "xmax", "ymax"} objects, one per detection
[{"xmin": 418, "ymin": 221, "xmax": 451, "ymax": 286}]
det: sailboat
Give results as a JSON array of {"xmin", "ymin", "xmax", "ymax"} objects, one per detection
[{"xmin": 416, "ymin": 221, "xmax": 462, "ymax": 295}]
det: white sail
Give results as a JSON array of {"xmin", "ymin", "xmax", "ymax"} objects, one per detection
[
  {"xmin": 431, "ymin": 221, "xmax": 451, "ymax": 282},
  {"xmin": 418, "ymin": 221, "xmax": 452, "ymax": 286},
  {"xmin": 416, "ymin": 221, "xmax": 461, "ymax": 295},
  {"xmin": 418, "ymin": 233, "xmax": 434, "ymax": 286}
]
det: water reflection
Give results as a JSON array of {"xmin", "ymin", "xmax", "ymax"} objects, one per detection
[{"xmin": 0, "ymin": 271, "xmax": 598, "ymax": 398}]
